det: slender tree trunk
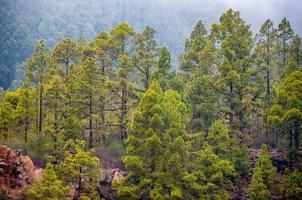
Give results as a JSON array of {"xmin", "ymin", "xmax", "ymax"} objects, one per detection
[
  {"xmin": 145, "ymin": 66, "xmax": 150, "ymax": 90},
  {"xmin": 25, "ymin": 115, "xmax": 28, "ymax": 143},
  {"xmin": 100, "ymin": 102, "xmax": 105, "ymax": 140},
  {"xmin": 273, "ymin": 129, "xmax": 278, "ymax": 148},
  {"xmin": 120, "ymin": 83, "xmax": 127, "ymax": 139},
  {"xmin": 77, "ymin": 167, "xmax": 82, "ymax": 198},
  {"xmin": 36, "ymin": 90, "xmax": 39, "ymax": 134},
  {"xmin": 38, "ymin": 83, "xmax": 43, "ymax": 134},
  {"xmin": 100, "ymin": 60, "xmax": 106, "ymax": 140},
  {"xmin": 54, "ymin": 100, "xmax": 59, "ymax": 149},
  {"xmin": 3, "ymin": 121, "xmax": 8, "ymax": 141},
  {"xmin": 266, "ymin": 34, "xmax": 271, "ymax": 97},
  {"xmin": 294, "ymin": 128, "xmax": 299, "ymax": 151},
  {"xmin": 89, "ymin": 92, "xmax": 93, "ymax": 149},
  {"xmin": 229, "ymin": 82, "xmax": 234, "ymax": 128},
  {"xmin": 283, "ymin": 38, "xmax": 286, "ymax": 69},
  {"xmin": 65, "ymin": 60, "xmax": 69, "ymax": 76},
  {"xmin": 289, "ymin": 128, "xmax": 294, "ymax": 168},
  {"xmin": 266, "ymin": 69, "xmax": 270, "ymax": 97}
]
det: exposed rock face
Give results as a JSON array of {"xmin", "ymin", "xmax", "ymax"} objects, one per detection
[
  {"xmin": 249, "ymin": 148, "xmax": 289, "ymax": 172},
  {"xmin": 99, "ymin": 168, "xmax": 126, "ymax": 200},
  {"xmin": 0, "ymin": 145, "xmax": 35, "ymax": 199}
]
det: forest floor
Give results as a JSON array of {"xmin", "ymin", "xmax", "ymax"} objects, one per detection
[
  {"xmin": 94, "ymin": 144, "xmax": 300, "ymax": 200},
  {"xmin": 230, "ymin": 148, "xmax": 301, "ymax": 200},
  {"xmin": 25, "ymin": 143, "xmax": 301, "ymax": 200}
]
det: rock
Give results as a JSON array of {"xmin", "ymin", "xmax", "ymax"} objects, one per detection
[
  {"xmin": 34, "ymin": 168, "xmax": 43, "ymax": 180},
  {"xmin": 0, "ymin": 145, "xmax": 35, "ymax": 199},
  {"xmin": 112, "ymin": 168, "xmax": 125, "ymax": 183},
  {"xmin": 68, "ymin": 188, "xmax": 76, "ymax": 199},
  {"xmin": 100, "ymin": 168, "xmax": 126, "ymax": 200}
]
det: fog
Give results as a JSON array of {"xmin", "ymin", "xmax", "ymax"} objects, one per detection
[
  {"xmin": 2, "ymin": 0, "xmax": 302, "ymax": 86},
  {"xmin": 223, "ymin": 0, "xmax": 302, "ymax": 33}
]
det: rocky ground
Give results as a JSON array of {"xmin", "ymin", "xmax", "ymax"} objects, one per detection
[
  {"xmin": 0, "ymin": 145, "xmax": 300, "ymax": 200},
  {"xmin": 0, "ymin": 145, "xmax": 38, "ymax": 199},
  {"xmin": 0, "ymin": 145, "xmax": 125, "ymax": 200}
]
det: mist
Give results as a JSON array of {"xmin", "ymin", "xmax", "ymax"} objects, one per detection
[{"xmin": 2, "ymin": 0, "xmax": 302, "ymax": 88}]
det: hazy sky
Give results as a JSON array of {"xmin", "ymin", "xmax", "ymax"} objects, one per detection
[
  {"xmin": 222, "ymin": 0, "xmax": 302, "ymax": 33},
  {"xmin": 160, "ymin": 0, "xmax": 302, "ymax": 33}
]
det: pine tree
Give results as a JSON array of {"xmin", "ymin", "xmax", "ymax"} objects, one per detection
[
  {"xmin": 77, "ymin": 56, "xmax": 100, "ymax": 148},
  {"xmin": 255, "ymin": 19, "xmax": 276, "ymax": 102},
  {"xmin": 249, "ymin": 144, "xmax": 276, "ymax": 199},
  {"xmin": 211, "ymin": 9, "xmax": 255, "ymax": 138},
  {"xmin": 152, "ymin": 47, "xmax": 172, "ymax": 90},
  {"xmin": 184, "ymin": 144, "xmax": 235, "ymax": 199},
  {"xmin": 118, "ymin": 80, "xmax": 190, "ymax": 199},
  {"xmin": 15, "ymin": 87, "xmax": 35, "ymax": 143},
  {"xmin": 108, "ymin": 23, "xmax": 135, "ymax": 140},
  {"xmin": 28, "ymin": 163, "xmax": 68, "ymax": 200},
  {"xmin": 58, "ymin": 140, "xmax": 102, "ymax": 200},
  {"xmin": 183, "ymin": 29, "xmax": 219, "ymax": 132},
  {"xmin": 133, "ymin": 26, "xmax": 158, "ymax": 90},
  {"xmin": 248, "ymin": 167, "xmax": 270, "ymax": 200},
  {"xmin": 286, "ymin": 170, "xmax": 302, "ymax": 200},
  {"xmin": 52, "ymin": 38, "xmax": 79, "ymax": 77},
  {"xmin": 44, "ymin": 75, "xmax": 65, "ymax": 149},
  {"xmin": 277, "ymin": 18, "xmax": 294, "ymax": 79},
  {"xmin": 0, "ymin": 101, "xmax": 15, "ymax": 140},
  {"xmin": 207, "ymin": 120, "xmax": 230, "ymax": 155},
  {"xmin": 179, "ymin": 20, "xmax": 207, "ymax": 74},
  {"xmin": 268, "ymin": 70, "xmax": 302, "ymax": 165},
  {"xmin": 289, "ymin": 35, "xmax": 302, "ymax": 68},
  {"xmin": 90, "ymin": 31, "xmax": 112, "ymax": 139},
  {"xmin": 27, "ymin": 40, "xmax": 51, "ymax": 135}
]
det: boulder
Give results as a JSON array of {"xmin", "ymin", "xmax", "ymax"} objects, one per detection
[
  {"xmin": 0, "ymin": 145, "xmax": 35, "ymax": 199},
  {"xmin": 99, "ymin": 168, "xmax": 126, "ymax": 200}
]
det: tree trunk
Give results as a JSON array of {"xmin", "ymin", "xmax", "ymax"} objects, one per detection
[
  {"xmin": 283, "ymin": 38, "xmax": 286, "ymax": 71},
  {"xmin": 89, "ymin": 93, "xmax": 93, "ymax": 149},
  {"xmin": 120, "ymin": 83, "xmax": 127, "ymax": 139},
  {"xmin": 25, "ymin": 115, "xmax": 28, "ymax": 143},
  {"xmin": 54, "ymin": 101, "xmax": 59, "ymax": 149},
  {"xmin": 38, "ymin": 83, "xmax": 43, "ymax": 134},
  {"xmin": 289, "ymin": 128, "xmax": 294, "ymax": 168},
  {"xmin": 100, "ymin": 102, "xmax": 106, "ymax": 140},
  {"xmin": 36, "ymin": 90, "xmax": 39, "ymax": 134},
  {"xmin": 229, "ymin": 82, "xmax": 234, "ymax": 128},
  {"xmin": 99, "ymin": 60, "xmax": 106, "ymax": 140},
  {"xmin": 294, "ymin": 128, "xmax": 299, "ymax": 151},
  {"xmin": 145, "ymin": 66, "xmax": 150, "ymax": 90}
]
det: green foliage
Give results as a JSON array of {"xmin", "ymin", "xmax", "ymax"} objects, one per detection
[
  {"xmin": 211, "ymin": 9, "xmax": 255, "ymax": 136},
  {"xmin": 28, "ymin": 163, "xmax": 68, "ymax": 200},
  {"xmin": 185, "ymin": 145, "xmax": 235, "ymax": 199},
  {"xmin": 229, "ymin": 145, "xmax": 250, "ymax": 177},
  {"xmin": 152, "ymin": 47, "xmax": 173, "ymax": 90},
  {"xmin": 248, "ymin": 144, "xmax": 277, "ymax": 200},
  {"xmin": 1, "ymin": 6, "xmax": 302, "ymax": 200},
  {"xmin": 277, "ymin": 18, "xmax": 294, "ymax": 77},
  {"xmin": 133, "ymin": 26, "xmax": 158, "ymax": 90},
  {"xmin": 286, "ymin": 170, "xmax": 302, "ymax": 200},
  {"xmin": 249, "ymin": 144, "xmax": 276, "ymax": 200},
  {"xmin": 58, "ymin": 140, "xmax": 102, "ymax": 199},
  {"xmin": 118, "ymin": 80, "xmax": 190, "ymax": 199},
  {"xmin": 207, "ymin": 120, "xmax": 230, "ymax": 155},
  {"xmin": 289, "ymin": 35, "xmax": 302, "ymax": 67},
  {"xmin": 269, "ymin": 70, "xmax": 302, "ymax": 161},
  {"xmin": 0, "ymin": 101, "xmax": 16, "ymax": 140},
  {"xmin": 255, "ymin": 144, "xmax": 276, "ymax": 188},
  {"xmin": 179, "ymin": 20, "xmax": 207, "ymax": 73},
  {"xmin": 249, "ymin": 167, "xmax": 270, "ymax": 200}
]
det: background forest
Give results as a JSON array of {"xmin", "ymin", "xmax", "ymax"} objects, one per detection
[
  {"xmin": 2, "ymin": 0, "xmax": 302, "ymax": 89},
  {"xmin": 0, "ymin": 0, "xmax": 302, "ymax": 200}
]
